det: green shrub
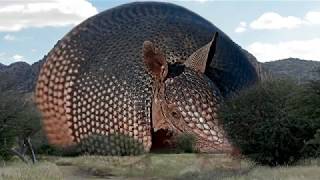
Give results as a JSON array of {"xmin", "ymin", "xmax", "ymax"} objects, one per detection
[
  {"xmin": 220, "ymin": 79, "xmax": 320, "ymax": 166},
  {"xmin": 0, "ymin": 129, "xmax": 15, "ymax": 161},
  {"xmin": 303, "ymin": 129, "xmax": 320, "ymax": 158},
  {"xmin": 79, "ymin": 133, "xmax": 145, "ymax": 156},
  {"xmin": 288, "ymin": 79, "xmax": 320, "ymax": 158},
  {"xmin": 175, "ymin": 133, "xmax": 196, "ymax": 153}
]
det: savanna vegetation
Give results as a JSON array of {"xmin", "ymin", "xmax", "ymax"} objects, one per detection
[{"xmin": 221, "ymin": 78, "xmax": 320, "ymax": 166}]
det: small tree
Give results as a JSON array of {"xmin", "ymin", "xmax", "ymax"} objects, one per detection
[
  {"xmin": 0, "ymin": 92, "xmax": 23, "ymax": 160},
  {"xmin": 220, "ymin": 79, "xmax": 320, "ymax": 166},
  {"xmin": 0, "ymin": 92, "xmax": 41, "ymax": 163}
]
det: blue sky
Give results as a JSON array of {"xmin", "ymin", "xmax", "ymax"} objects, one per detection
[{"xmin": 0, "ymin": 0, "xmax": 320, "ymax": 65}]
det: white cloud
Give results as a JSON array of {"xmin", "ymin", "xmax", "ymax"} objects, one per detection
[
  {"xmin": 3, "ymin": 34, "xmax": 16, "ymax": 41},
  {"xmin": 250, "ymin": 12, "xmax": 303, "ymax": 30},
  {"xmin": 0, "ymin": 0, "xmax": 98, "ymax": 32},
  {"xmin": 235, "ymin": 27, "xmax": 246, "ymax": 33},
  {"xmin": 0, "ymin": 52, "xmax": 5, "ymax": 58},
  {"xmin": 239, "ymin": 21, "xmax": 247, "ymax": 27},
  {"xmin": 12, "ymin": 54, "xmax": 24, "ymax": 61},
  {"xmin": 0, "ymin": 53, "xmax": 31, "ymax": 65},
  {"xmin": 0, "ymin": 52, "xmax": 7, "ymax": 63},
  {"xmin": 305, "ymin": 11, "xmax": 320, "ymax": 25},
  {"xmin": 245, "ymin": 11, "xmax": 320, "ymax": 31},
  {"xmin": 235, "ymin": 21, "xmax": 247, "ymax": 33},
  {"xmin": 247, "ymin": 38, "xmax": 320, "ymax": 62}
]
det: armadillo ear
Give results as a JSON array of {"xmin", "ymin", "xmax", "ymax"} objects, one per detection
[
  {"xmin": 143, "ymin": 41, "xmax": 168, "ymax": 81},
  {"xmin": 184, "ymin": 32, "xmax": 218, "ymax": 73}
]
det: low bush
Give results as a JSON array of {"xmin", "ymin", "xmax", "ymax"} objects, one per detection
[
  {"xmin": 0, "ymin": 129, "xmax": 15, "ymax": 161},
  {"xmin": 79, "ymin": 133, "xmax": 145, "ymax": 156},
  {"xmin": 175, "ymin": 133, "xmax": 196, "ymax": 153},
  {"xmin": 303, "ymin": 129, "xmax": 320, "ymax": 158},
  {"xmin": 220, "ymin": 79, "xmax": 320, "ymax": 166}
]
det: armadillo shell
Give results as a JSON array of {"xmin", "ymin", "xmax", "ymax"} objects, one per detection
[{"xmin": 35, "ymin": 2, "xmax": 257, "ymax": 154}]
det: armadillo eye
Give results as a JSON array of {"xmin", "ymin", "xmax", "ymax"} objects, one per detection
[
  {"xmin": 166, "ymin": 103, "xmax": 181, "ymax": 119},
  {"xmin": 171, "ymin": 110, "xmax": 181, "ymax": 119}
]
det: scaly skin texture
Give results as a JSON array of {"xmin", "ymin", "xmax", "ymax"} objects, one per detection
[{"xmin": 35, "ymin": 2, "xmax": 258, "ymax": 154}]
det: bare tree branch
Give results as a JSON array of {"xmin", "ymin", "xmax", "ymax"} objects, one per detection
[{"xmin": 10, "ymin": 148, "xmax": 29, "ymax": 164}]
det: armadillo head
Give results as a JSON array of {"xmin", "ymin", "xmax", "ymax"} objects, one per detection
[{"xmin": 143, "ymin": 33, "xmax": 233, "ymax": 152}]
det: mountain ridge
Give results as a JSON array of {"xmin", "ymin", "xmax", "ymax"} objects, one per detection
[
  {"xmin": 0, "ymin": 62, "xmax": 6, "ymax": 71},
  {"xmin": 0, "ymin": 59, "xmax": 44, "ymax": 92},
  {"xmin": 263, "ymin": 58, "xmax": 320, "ymax": 83}
]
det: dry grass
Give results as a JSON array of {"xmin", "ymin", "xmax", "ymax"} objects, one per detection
[
  {"xmin": 0, "ymin": 155, "xmax": 319, "ymax": 180},
  {"xmin": 225, "ymin": 165, "xmax": 320, "ymax": 180},
  {"xmin": 54, "ymin": 154, "xmax": 253, "ymax": 178},
  {"xmin": 0, "ymin": 161, "xmax": 63, "ymax": 180}
]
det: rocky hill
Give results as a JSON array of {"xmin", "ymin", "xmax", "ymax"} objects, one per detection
[
  {"xmin": 242, "ymin": 49, "xmax": 271, "ymax": 81},
  {"xmin": 0, "ymin": 59, "xmax": 44, "ymax": 93},
  {"xmin": 0, "ymin": 63, "xmax": 6, "ymax": 71},
  {"xmin": 262, "ymin": 58, "xmax": 320, "ymax": 83}
]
